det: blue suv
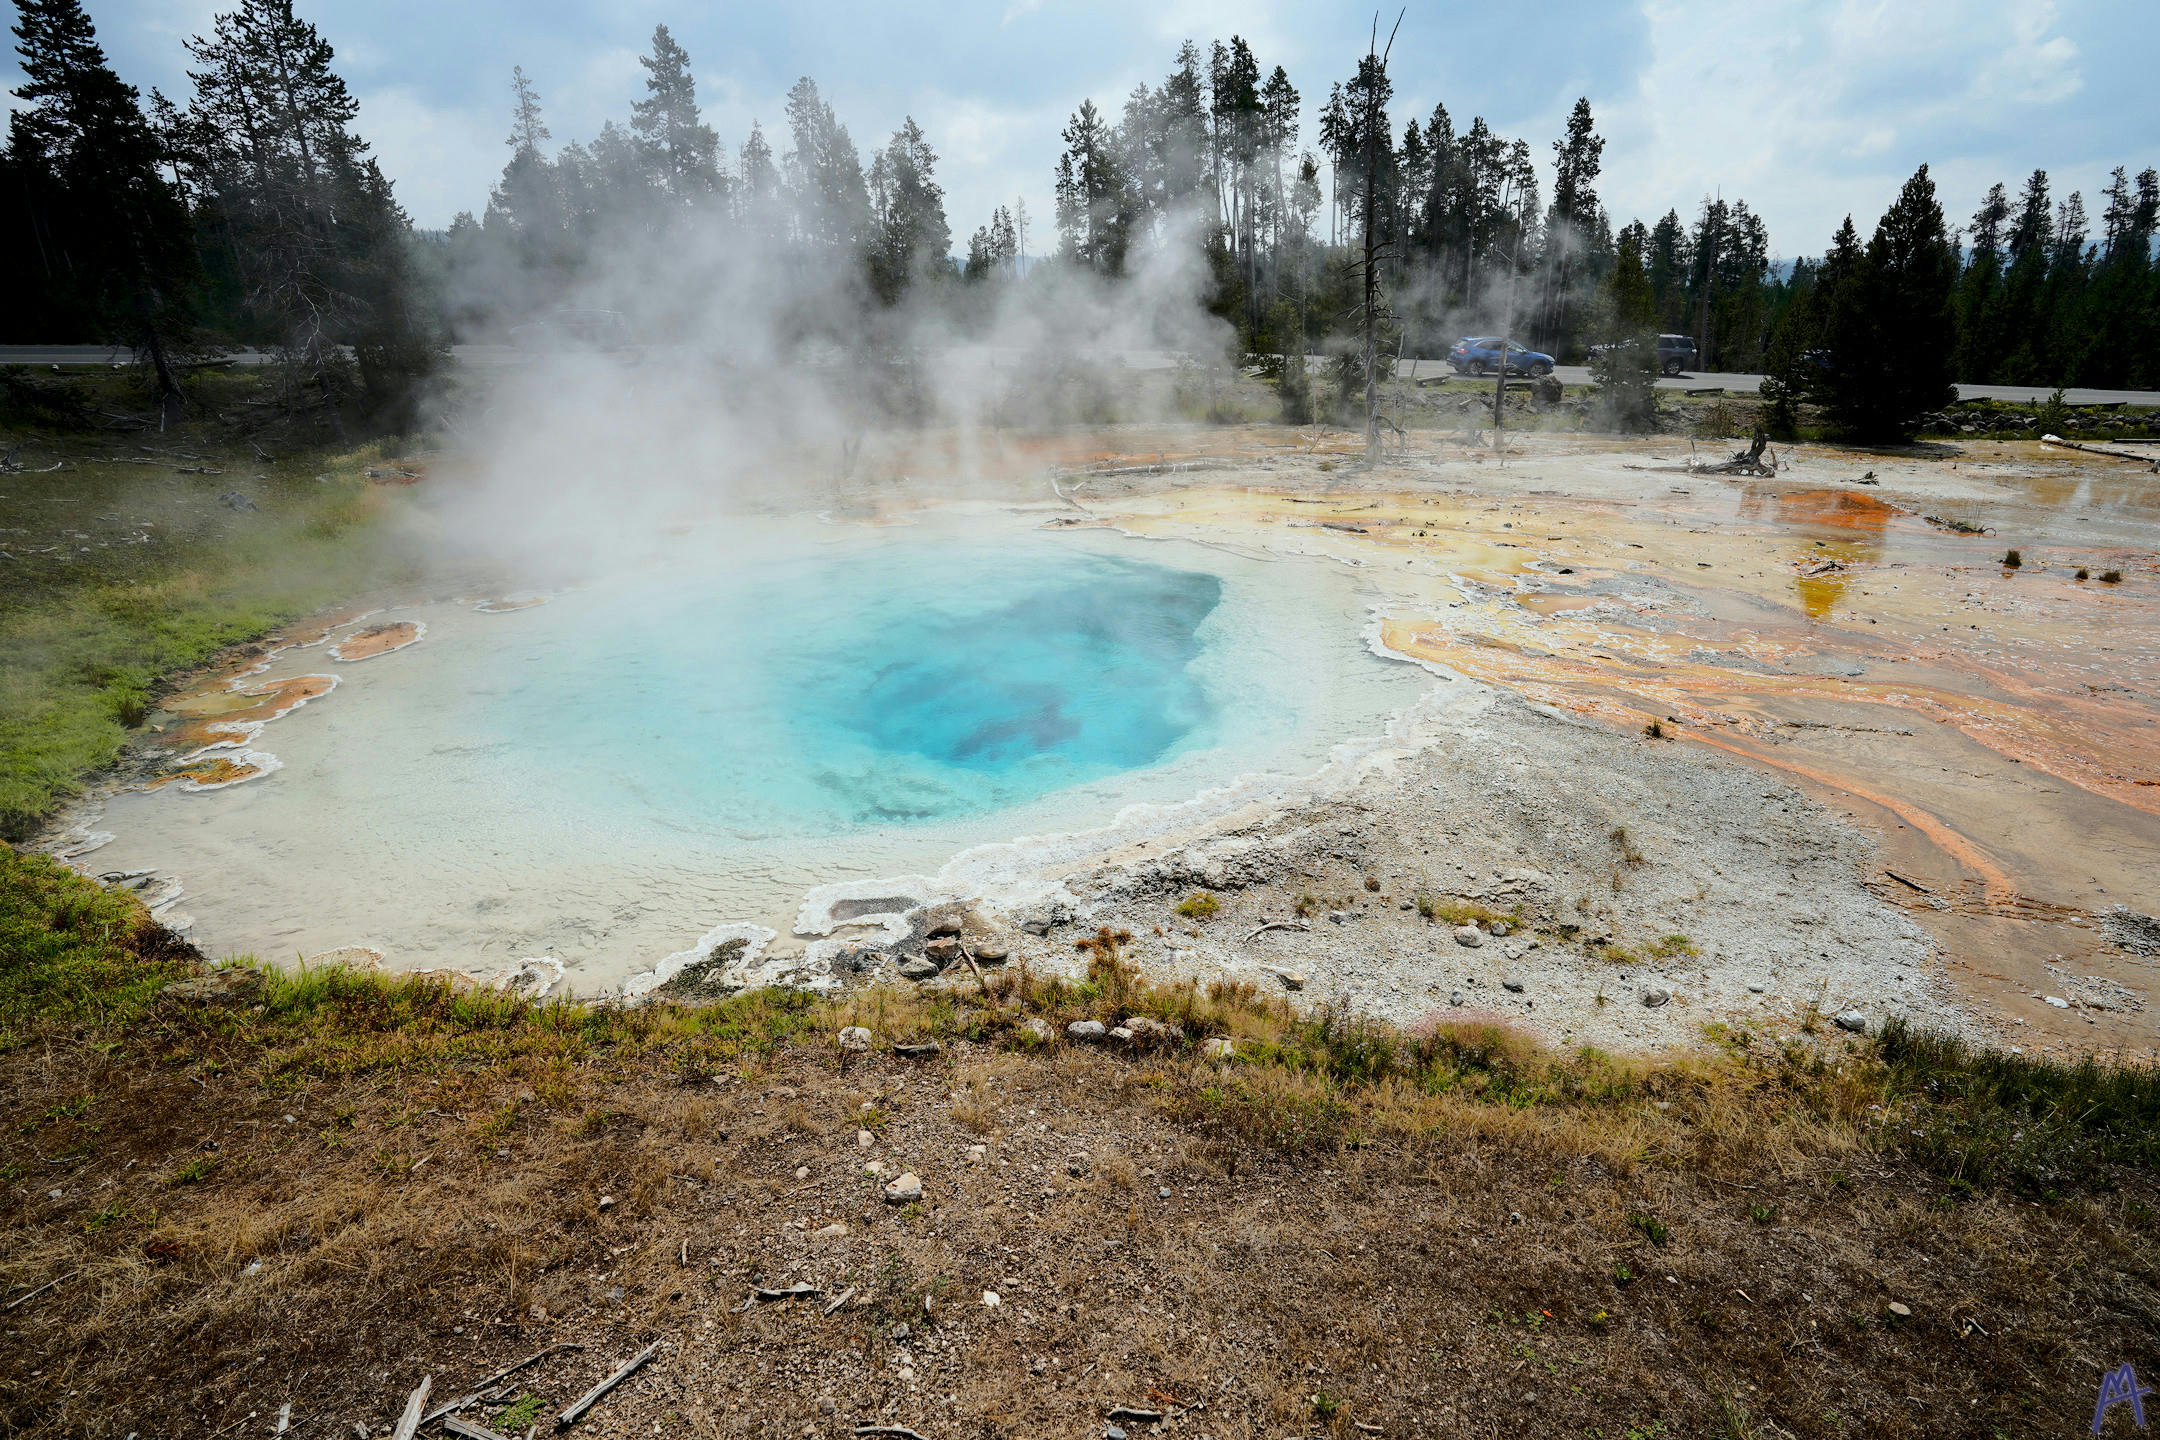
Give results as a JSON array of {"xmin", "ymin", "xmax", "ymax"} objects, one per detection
[{"xmin": 1447, "ymin": 337, "xmax": 1555, "ymax": 377}]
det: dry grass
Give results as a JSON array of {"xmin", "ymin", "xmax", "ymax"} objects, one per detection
[{"xmin": 4, "ymin": 850, "xmax": 2159, "ymax": 1437}]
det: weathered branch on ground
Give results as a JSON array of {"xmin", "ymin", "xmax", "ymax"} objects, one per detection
[
  {"xmin": 557, "ymin": 1341, "xmax": 660, "ymax": 1428},
  {"xmin": 387, "ymin": 1375, "xmax": 432, "ymax": 1440},
  {"xmin": 1246, "ymin": 921, "xmax": 1309, "ymax": 941}
]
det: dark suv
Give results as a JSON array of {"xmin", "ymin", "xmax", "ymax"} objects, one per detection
[{"xmin": 1655, "ymin": 333, "xmax": 1697, "ymax": 376}]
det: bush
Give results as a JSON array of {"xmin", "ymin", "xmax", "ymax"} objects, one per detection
[{"xmin": 1175, "ymin": 892, "xmax": 1220, "ymax": 921}]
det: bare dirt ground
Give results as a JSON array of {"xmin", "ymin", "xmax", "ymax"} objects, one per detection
[{"xmin": 7, "ymin": 1010, "xmax": 2155, "ymax": 1440}]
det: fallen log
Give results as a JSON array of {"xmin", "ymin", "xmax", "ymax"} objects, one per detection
[{"xmin": 2041, "ymin": 434, "xmax": 2160, "ymax": 470}]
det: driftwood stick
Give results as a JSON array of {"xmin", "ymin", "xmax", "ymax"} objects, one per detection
[
  {"xmin": 4, "ymin": 1271, "xmax": 77, "ymax": 1311},
  {"xmin": 423, "ymin": 1344, "xmax": 583, "ymax": 1423},
  {"xmin": 388, "ymin": 1376, "xmax": 432, "ymax": 1440},
  {"xmin": 445, "ymin": 1418, "xmax": 515, "ymax": 1440},
  {"xmin": 1245, "ymin": 921, "xmax": 1310, "ymax": 942},
  {"xmin": 957, "ymin": 942, "xmax": 990, "ymax": 995},
  {"xmin": 855, "ymin": 1428, "xmax": 931, "ymax": 1440},
  {"xmin": 556, "ymin": 1341, "xmax": 659, "ymax": 1429},
  {"xmin": 823, "ymin": 1285, "xmax": 859, "ymax": 1316}
]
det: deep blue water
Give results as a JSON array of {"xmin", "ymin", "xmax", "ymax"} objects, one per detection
[{"xmin": 473, "ymin": 538, "xmax": 1231, "ymax": 838}]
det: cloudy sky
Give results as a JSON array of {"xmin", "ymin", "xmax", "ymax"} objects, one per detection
[{"xmin": 8, "ymin": 0, "xmax": 2151, "ymax": 258}]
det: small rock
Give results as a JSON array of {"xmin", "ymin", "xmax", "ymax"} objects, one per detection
[
  {"xmin": 159, "ymin": 968, "xmax": 266, "ymax": 1008},
  {"xmin": 1201, "ymin": 1036, "xmax": 1236, "ymax": 1061},
  {"xmin": 1449, "ymin": 990, "xmax": 1465, "ymax": 1006},
  {"xmin": 2042, "ymin": 995, "xmax": 2069, "ymax": 1009},
  {"xmin": 925, "ymin": 916, "xmax": 964, "ymax": 939},
  {"xmin": 1887, "ymin": 1301, "xmax": 1911, "ymax": 1317},
  {"xmin": 1508, "ymin": 1210, "xmax": 1523, "ymax": 1224},
  {"xmin": 1157, "ymin": 1187, "xmax": 1171, "ymax": 1200},
  {"xmin": 1641, "ymin": 986, "xmax": 1671, "ymax": 1008},
  {"xmin": 1454, "ymin": 925, "xmax": 1485, "ymax": 949},
  {"xmin": 924, "ymin": 937, "xmax": 961, "ymax": 962},
  {"xmin": 973, "ymin": 944, "xmax": 1009, "ymax": 964},
  {"xmin": 1107, "ymin": 1429, "xmax": 1128, "ymax": 1440},
  {"xmin": 898, "ymin": 958, "xmax": 939, "ymax": 982},
  {"xmin": 968, "ymin": 1144, "xmax": 987, "ymax": 1161},
  {"xmin": 1108, "ymin": 1026, "xmax": 1135, "ymax": 1044},
  {"xmin": 815, "ymin": 1222, "xmax": 849, "ymax": 1239},
  {"xmin": 794, "ymin": 1165, "xmax": 810, "ymax": 1180},
  {"xmin": 1490, "ymin": 921, "xmax": 1511, "ymax": 938},
  {"xmin": 1067, "ymin": 1020, "xmax": 1107, "ymax": 1041},
  {"xmin": 597, "ymin": 1195, "xmax": 616, "ymax": 1211},
  {"xmin": 857, "ymin": 1128, "xmax": 875, "ymax": 1148},
  {"xmin": 864, "ymin": 1160, "xmax": 888, "ymax": 1177},
  {"xmin": 982, "ymin": 1290, "xmax": 1001, "ymax": 1307},
  {"xmin": 890, "ymin": 1322, "xmax": 910, "ymax": 1340},
  {"xmin": 1834, "ymin": 1010, "xmax": 1869, "ymax": 1034},
  {"xmin": 1273, "ymin": 969, "xmax": 1306, "ymax": 991},
  {"xmin": 1327, "ymin": 909, "xmax": 1351, "ymax": 925},
  {"xmin": 1502, "ymin": 980, "xmax": 1525, "ymax": 994},
  {"xmin": 1747, "ymin": 984, "xmax": 1765, "ymax": 994},
  {"xmin": 1020, "ymin": 914, "xmax": 1054, "ymax": 936},
  {"xmin": 837, "ymin": 1025, "xmax": 873, "ymax": 1053},
  {"xmin": 883, "ymin": 1172, "xmax": 923, "ymax": 1204},
  {"xmin": 893, "ymin": 1040, "xmax": 942, "ymax": 1058},
  {"xmin": 1124, "ymin": 1015, "xmax": 1177, "ymax": 1046}
]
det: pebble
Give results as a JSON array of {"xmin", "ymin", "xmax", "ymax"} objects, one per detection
[
  {"xmin": 1834, "ymin": 1010, "xmax": 1869, "ymax": 1033},
  {"xmin": 974, "ymin": 944, "xmax": 1009, "ymax": 964},
  {"xmin": 1274, "ymin": 970, "xmax": 1306, "ymax": 991},
  {"xmin": 968, "ymin": 1144, "xmax": 987, "ymax": 1161},
  {"xmin": 815, "ymin": 1222, "xmax": 849, "ymax": 1239},
  {"xmin": 1327, "ymin": 910, "xmax": 1351, "ymax": 925},
  {"xmin": 1158, "ymin": 1187, "xmax": 1171, "ymax": 1199},
  {"xmin": 1018, "ymin": 1017, "xmax": 1053, "ymax": 1043},
  {"xmin": 982, "ymin": 1290, "xmax": 1001, "ymax": 1308},
  {"xmin": 837, "ymin": 1025, "xmax": 873, "ymax": 1053},
  {"xmin": 1108, "ymin": 1026, "xmax": 1135, "ymax": 1044},
  {"xmin": 1067, "ymin": 1020, "xmax": 1106, "ymax": 1041},
  {"xmin": 1454, "ymin": 925, "xmax": 1485, "ymax": 949},
  {"xmin": 857, "ymin": 1129, "xmax": 875, "ymax": 1148},
  {"xmin": 2043, "ymin": 995, "xmax": 2069, "ymax": 1009},
  {"xmin": 924, "ymin": 937, "xmax": 961, "ymax": 961},
  {"xmin": 1201, "ymin": 1037, "xmax": 1237, "ymax": 1060},
  {"xmin": 1747, "ymin": 984, "xmax": 1766, "ymax": 994},
  {"xmin": 597, "ymin": 1195, "xmax": 616, "ymax": 1210},
  {"xmin": 925, "ymin": 917, "xmax": 963, "ymax": 939},
  {"xmin": 1450, "ymin": 991, "xmax": 1465, "ymax": 1006},
  {"xmin": 1887, "ymin": 1301, "xmax": 1911, "ymax": 1317},
  {"xmin": 883, "ymin": 1172, "xmax": 923, "ymax": 1204},
  {"xmin": 1502, "ymin": 980, "xmax": 1525, "ymax": 994},
  {"xmin": 794, "ymin": 1166, "xmax": 809, "ymax": 1180},
  {"xmin": 1491, "ymin": 921, "xmax": 1511, "ymax": 937},
  {"xmin": 1641, "ymin": 986, "xmax": 1671, "ymax": 1008},
  {"xmin": 864, "ymin": 1160, "xmax": 888, "ymax": 1177},
  {"xmin": 897, "ymin": 959, "xmax": 939, "ymax": 982},
  {"xmin": 1124, "ymin": 1016, "xmax": 1177, "ymax": 1045},
  {"xmin": 1107, "ymin": 1429, "xmax": 1128, "ymax": 1440}
]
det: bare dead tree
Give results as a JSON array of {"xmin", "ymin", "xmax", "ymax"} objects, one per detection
[{"xmin": 1361, "ymin": 10, "xmax": 1404, "ymax": 464}]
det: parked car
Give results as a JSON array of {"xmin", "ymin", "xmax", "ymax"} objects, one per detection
[
  {"xmin": 1447, "ymin": 337, "xmax": 1555, "ymax": 376},
  {"xmin": 1585, "ymin": 333, "xmax": 1700, "ymax": 376}
]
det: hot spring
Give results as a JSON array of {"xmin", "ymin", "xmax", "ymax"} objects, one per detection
[{"xmin": 87, "ymin": 512, "xmax": 1434, "ymax": 989}]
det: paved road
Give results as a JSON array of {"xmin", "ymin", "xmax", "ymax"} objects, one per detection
[{"xmin": 6, "ymin": 344, "xmax": 2155, "ymax": 407}]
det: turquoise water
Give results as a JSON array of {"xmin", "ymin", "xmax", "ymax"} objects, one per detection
[
  {"xmin": 93, "ymin": 518, "xmax": 1432, "ymax": 976},
  {"xmin": 480, "ymin": 540, "xmax": 1231, "ymax": 835}
]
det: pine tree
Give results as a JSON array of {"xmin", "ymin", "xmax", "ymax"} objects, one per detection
[
  {"xmin": 5, "ymin": 0, "xmax": 196, "ymax": 412},
  {"xmin": 175, "ymin": 0, "xmax": 438, "ymax": 427},
  {"xmin": 1818, "ymin": 166, "xmax": 1958, "ymax": 439},
  {"xmin": 631, "ymin": 25, "xmax": 720, "ymax": 207},
  {"xmin": 783, "ymin": 77, "xmax": 869, "ymax": 255},
  {"xmin": 1054, "ymin": 99, "xmax": 1131, "ymax": 274},
  {"xmin": 867, "ymin": 117, "xmax": 951, "ymax": 302}
]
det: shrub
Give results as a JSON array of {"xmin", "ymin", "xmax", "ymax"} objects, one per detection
[
  {"xmin": 2002, "ymin": 549, "xmax": 2022, "ymax": 568},
  {"xmin": 1175, "ymin": 892, "xmax": 1219, "ymax": 921}
]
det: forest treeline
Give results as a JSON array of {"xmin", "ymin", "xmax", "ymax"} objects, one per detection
[{"xmin": 5, "ymin": 0, "xmax": 2157, "ymax": 438}]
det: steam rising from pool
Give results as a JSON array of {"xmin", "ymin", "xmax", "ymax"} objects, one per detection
[{"xmin": 87, "ymin": 517, "xmax": 1432, "ymax": 987}]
